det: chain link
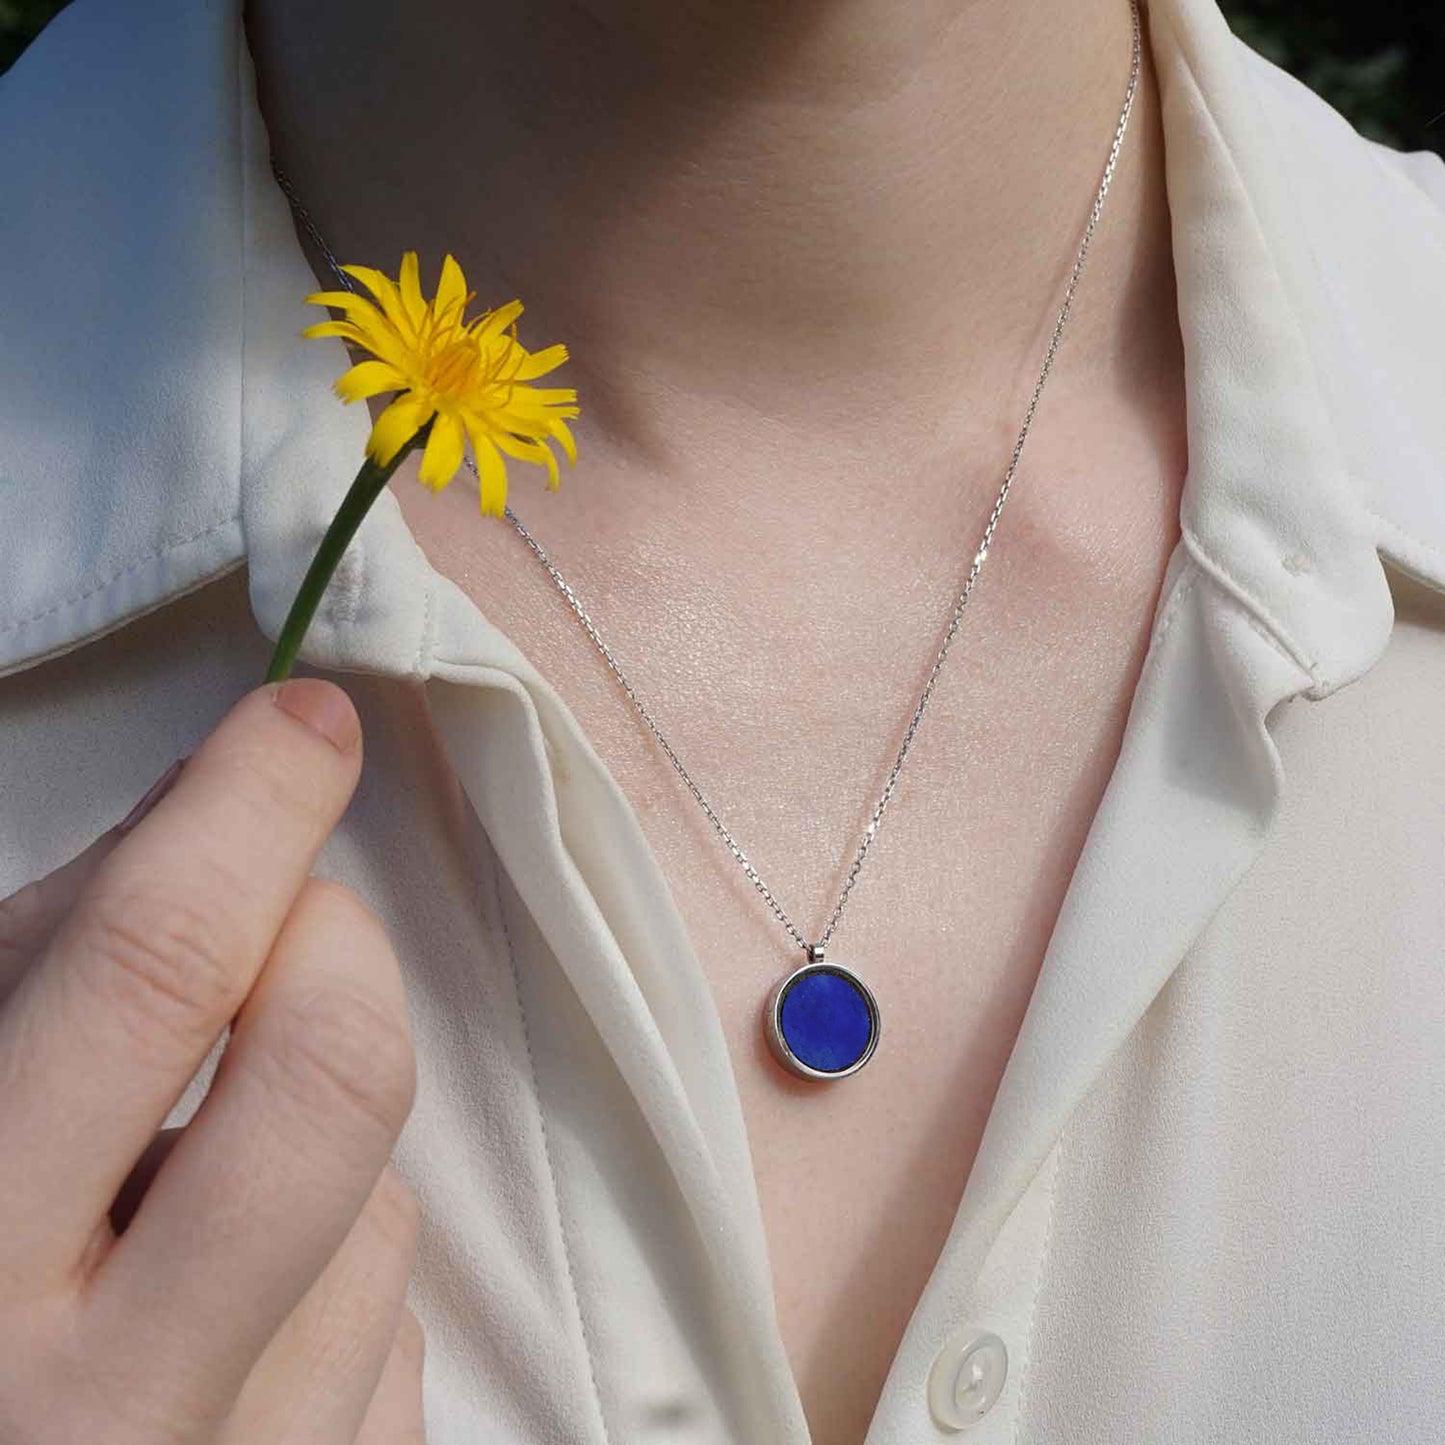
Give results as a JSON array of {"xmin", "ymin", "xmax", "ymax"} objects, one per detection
[{"xmin": 271, "ymin": 0, "xmax": 1141, "ymax": 958}]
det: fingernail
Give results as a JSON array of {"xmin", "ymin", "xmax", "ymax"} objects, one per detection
[
  {"xmin": 116, "ymin": 757, "xmax": 188, "ymax": 836},
  {"xmin": 272, "ymin": 677, "xmax": 360, "ymax": 753}
]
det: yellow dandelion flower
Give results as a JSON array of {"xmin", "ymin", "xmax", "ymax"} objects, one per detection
[
  {"xmin": 262, "ymin": 252, "xmax": 581, "ymax": 685},
  {"xmin": 303, "ymin": 250, "xmax": 579, "ymax": 515}
]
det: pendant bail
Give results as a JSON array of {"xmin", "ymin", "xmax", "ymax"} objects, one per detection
[{"xmin": 806, "ymin": 942, "xmax": 825, "ymax": 964}]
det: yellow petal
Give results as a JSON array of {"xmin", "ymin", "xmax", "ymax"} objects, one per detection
[
  {"xmin": 519, "ymin": 386, "xmax": 578, "ymax": 405},
  {"xmin": 367, "ymin": 391, "xmax": 434, "ymax": 466},
  {"xmin": 493, "ymin": 431, "xmax": 561, "ymax": 490},
  {"xmin": 304, "ymin": 289, "xmax": 380, "ymax": 319},
  {"xmin": 549, "ymin": 417, "xmax": 578, "ymax": 464},
  {"xmin": 417, "ymin": 412, "xmax": 466, "ymax": 490},
  {"xmin": 471, "ymin": 299, "xmax": 525, "ymax": 348},
  {"xmin": 301, "ymin": 318, "xmax": 368, "ymax": 343},
  {"xmin": 303, "ymin": 309, "xmax": 410, "ymax": 372},
  {"xmin": 435, "ymin": 254, "xmax": 469, "ymax": 327},
  {"xmin": 497, "ymin": 388, "xmax": 575, "ymax": 418},
  {"xmin": 398, "ymin": 251, "xmax": 427, "ymax": 331},
  {"xmin": 513, "ymin": 343, "xmax": 569, "ymax": 381},
  {"xmin": 492, "ymin": 431, "xmax": 549, "ymax": 463},
  {"xmin": 339, "ymin": 263, "xmax": 418, "ymax": 343},
  {"xmin": 465, "ymin": 420, "xmax": 510, "ymax": 516},
  {"xmin": 334, "ymin": 359, "xmax": 407, "ymax": 403}
]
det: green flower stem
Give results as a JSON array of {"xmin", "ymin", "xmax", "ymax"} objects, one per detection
[{"xmin": 263, "ymin": 417, "xmax": 434, "ymax": 684}]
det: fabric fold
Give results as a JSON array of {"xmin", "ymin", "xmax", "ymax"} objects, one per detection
[{"xmin": 424, "ymin": 604, "xmax": 811, "ymax": 1438}]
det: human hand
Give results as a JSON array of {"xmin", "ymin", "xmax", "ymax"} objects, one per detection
[{"xmin": 0, "ymin": 679, "xmax": 425, "ymax": 1443}]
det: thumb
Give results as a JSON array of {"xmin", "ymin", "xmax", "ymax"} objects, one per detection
[{"xmin": 0, "ymin": 757, "xmax": 187, "ymax": 1003}]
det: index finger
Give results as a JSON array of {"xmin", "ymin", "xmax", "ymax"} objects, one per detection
[{"xmin": 0, "ymin": 677, "xmax": 363, "ymax": 1283}]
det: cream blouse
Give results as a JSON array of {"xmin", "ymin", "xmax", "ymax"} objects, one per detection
[{"xmin": 3, "ymin": 0, "xmax": 1445, "ymax": 1439}]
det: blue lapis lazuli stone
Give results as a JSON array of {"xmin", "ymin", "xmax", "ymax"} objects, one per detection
[{"xmin": 778, "ymin": 968, "xmax": 874, "ymax": 1073}]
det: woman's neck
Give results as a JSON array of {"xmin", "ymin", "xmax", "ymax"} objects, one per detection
[{"xmin": 244, "ymin": 0, "xmax": 1173, "ymax": 483}]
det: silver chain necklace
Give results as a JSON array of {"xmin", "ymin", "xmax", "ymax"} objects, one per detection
[{"xmin": 272, "ymin": 0, "xmax": 1140, "ymax": 1081}]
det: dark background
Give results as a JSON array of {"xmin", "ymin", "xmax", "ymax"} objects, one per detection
[{"xmin": 2, "ymin": 0, "xmax": 1441, "ymax": 154}]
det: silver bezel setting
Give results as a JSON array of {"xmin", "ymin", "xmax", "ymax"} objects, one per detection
[{"xmin": 763, "ymin": 961, "xmax": 881, "ymax": 1081}]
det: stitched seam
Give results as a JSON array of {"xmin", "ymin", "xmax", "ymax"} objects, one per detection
[
  {"xmin": 1367, "ymin": 505, "xmax": 1445, "ymax": 591},
  {"xmin": 979, "ymin": 544, "xmax": 1190, "ymax": 1430},
  {"xmin": 0, "ymin": 513, "xmax": 240, "ymax": 638},
  {"xmin": 1011, "ymin": 1124, "xmax": 1069, "ymax": 1445},
  {"xmin": 1239, "ymin": 604, "xmax": 1308, "ymax": 671},
  {"xmin": 413, "ymin": 567, "xmax": 435, "ymax": 677},
  {"xmin": 1148, "ymin": 556, "xmax": 1200, "ymax": 657},
  {"xmin": 1180, "ymin": 524, "xmax": 1321, "ymax": 685},
  {"xmin": 485, "ymin": 843, "xmax": 613, "ymax": 1445},
  {"xmin": 1187, "ymin": 555, "xmax": 1319, "ymax": 685}
]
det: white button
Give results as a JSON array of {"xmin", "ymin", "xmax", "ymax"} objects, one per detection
[{"xmin": 927, "ymin": 1329, "xmax": 1008, "ymax": 1431}]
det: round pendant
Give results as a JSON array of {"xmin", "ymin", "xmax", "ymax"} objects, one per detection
[{"xmin": 763, "ymin": 957, "xmax": 881, "ymax": 1081}]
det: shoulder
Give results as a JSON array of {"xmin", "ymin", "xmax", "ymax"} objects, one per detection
[
  {"xmin": 1234, "ymin": 35, "xmax": 1445, "ymax": 216},
  {"xmin": 0, "ymin": 0, "xmax": 392, "ymax": 685},
  {"xmin": 0, "ymin": 0, "xmax": 250, "ymax": 680}
]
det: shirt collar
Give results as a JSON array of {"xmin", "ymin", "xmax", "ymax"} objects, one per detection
[
  {"xmin": 1152, "ymin": 0, "xmax": 1445, "ymax": 699},
  {"xmin": 2, "ymin": 0, "xmax": 1443, "ymax": 687}
]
